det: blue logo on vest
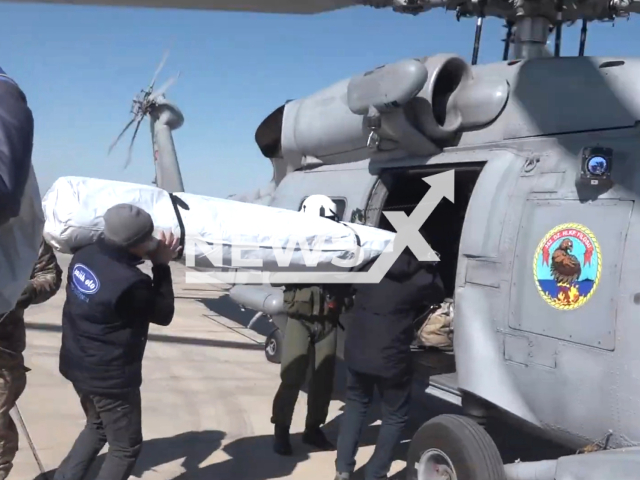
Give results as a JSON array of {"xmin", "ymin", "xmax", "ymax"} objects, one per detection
[{"xmin": 71, "ymin": 264, "xmax": 101, "ymax": 295}]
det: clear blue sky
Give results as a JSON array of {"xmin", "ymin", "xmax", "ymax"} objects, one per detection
[{"xmin": 2, "ymin": 2, "xmax": 638, "ymax": 199}]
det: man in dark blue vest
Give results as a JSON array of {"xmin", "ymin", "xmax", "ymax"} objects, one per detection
[{"xmin": 53, "ymin": 203, "xmax": 180, "ymax": 480}]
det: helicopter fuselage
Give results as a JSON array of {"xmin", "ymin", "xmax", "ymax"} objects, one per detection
[{"xmin": 256, "ymin": 54, "xmax": 640, "ymax": 452}]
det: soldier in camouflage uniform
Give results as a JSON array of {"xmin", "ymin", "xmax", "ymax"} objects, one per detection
[{"xmin": 0, "ymin": 238, "xmax": 62, "ymax": 479}]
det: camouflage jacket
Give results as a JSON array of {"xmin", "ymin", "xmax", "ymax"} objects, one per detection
[{"xmin": 0, "ymin": 239, "xmax": 62, "ymax": 366}]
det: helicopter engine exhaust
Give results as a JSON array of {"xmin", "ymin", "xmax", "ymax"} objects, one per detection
[{"xmin": 257, "ymin": 54, "xmax": 509, "ymax": 169}]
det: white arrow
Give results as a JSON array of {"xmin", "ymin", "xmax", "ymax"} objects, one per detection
[{"xmin": 383, "ymin": 170, "xmax": 454, "ymax": 261}]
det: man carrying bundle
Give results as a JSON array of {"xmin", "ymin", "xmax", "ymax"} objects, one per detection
[
  {"xmin": 53, "ymin": 204, "xmax": 181, "ymax": 480},
  {"xmin": 271, "ymin": 195, "xmax": 355, "ymax": 456}
]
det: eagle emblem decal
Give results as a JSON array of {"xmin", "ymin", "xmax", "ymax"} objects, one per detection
[{"xmin": 533, "ymin": 223, "xmax": 601, "ymax": 310}]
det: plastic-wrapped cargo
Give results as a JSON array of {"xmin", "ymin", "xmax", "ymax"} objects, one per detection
[{"xmin": 42, "ymin": 176, "xmax": 395, "ymax": 273}]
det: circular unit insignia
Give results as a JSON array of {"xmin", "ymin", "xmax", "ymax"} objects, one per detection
[
  {"xmin": 533, "ymin": 223, "xmax": 601, "ymax": 310},
  {"xmin": 71, "ymin": 263, "xmax": 101, "ymax": 295}
]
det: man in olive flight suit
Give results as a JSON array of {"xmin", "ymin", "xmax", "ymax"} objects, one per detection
[
  {"xmin": 0, "ymin": 238, "xmax": 62, "ymax": 479},
  {"xmin": 271, "ymin": 195, "xmax": 354, "ymax": 456}
]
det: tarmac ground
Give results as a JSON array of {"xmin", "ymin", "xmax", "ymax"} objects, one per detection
[{"xmin": 10, "ymin": 254, "xmax": 571, "ymax": 480}]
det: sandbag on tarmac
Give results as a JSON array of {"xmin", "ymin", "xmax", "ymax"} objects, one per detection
[{"xmin": 41, "ymin": 176, "xmax": 396, "ymax": 273}]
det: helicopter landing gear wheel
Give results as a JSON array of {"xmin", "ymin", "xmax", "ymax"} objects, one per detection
[
  {"xmin": 406, "ymin": 414, "xmax": 505, "ymax": 480},
  {"xmin": 265, "ymin": 328, "xmax": 283, "ymax": 364}
]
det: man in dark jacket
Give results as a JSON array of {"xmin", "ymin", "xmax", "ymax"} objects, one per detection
[
  {"xmin": 0, "ymin": 66, "xmax": 44, "ymax": 318},
  {"xmin": 0, "ymin": 238, "xmax": 62, "ymax": 479},
  {"xmin": 53, "ymin": 203, "xmax": 180, "ymax": 480},
  {"xmin": 335, "ymin": 250, "xmax": 445, "ymax": 480},
  {"xmin": 0, "ymin": 67, "xmax": 34, "ymax": 227}
]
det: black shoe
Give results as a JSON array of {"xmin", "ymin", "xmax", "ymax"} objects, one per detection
[
  {"xmin": 273, "ymin": 425, "xmax": 293, "ymax": 456},
  {"xmin": 302, "ymin": 426, "xmax": 334, "ymax": 451}
]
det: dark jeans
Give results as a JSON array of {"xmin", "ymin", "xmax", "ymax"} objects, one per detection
[
  {"xmin": 53, "ymin": 386, "xmax": 143, "ymax": 480},
  {"xmin": 336, "ymin": 367, "xmax": 411, "ymax": 480}
]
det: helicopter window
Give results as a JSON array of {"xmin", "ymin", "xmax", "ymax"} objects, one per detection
[
  {"xmin": 599, "ymin": 60, "xmax": 624, "ymax": 69},
  {"xmin": 298, "ymin": 197, "xmax": 347, "ymax": 221}
]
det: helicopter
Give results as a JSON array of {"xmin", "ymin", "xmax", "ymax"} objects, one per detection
[
  {"xmin": 20, "ymin": 0, "xmax": 640, "ymax": 479},
  {"xmin": 107, "ymin": 48, "xmax": 186, "ymax": 194}
]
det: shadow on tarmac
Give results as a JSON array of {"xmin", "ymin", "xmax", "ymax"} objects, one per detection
[
  {"xmin": 31, "ymin": 294, "xmax": 572, "ymax": 480},
  {"xmin": 25, "ymin": 322, "xmax": 264, "ymax": 351},
  {"xmin": 33, "ymin": 363, "xmax": 571, "ymax": 480}
]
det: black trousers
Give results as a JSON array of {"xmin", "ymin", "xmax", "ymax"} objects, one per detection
[
  {"xmin": 53, "ymin": 386, "xmax": 143, "ymax": 480},
  {"xmin": 336, "ymin": 367, "xmax": 412, "ymax": 480}
]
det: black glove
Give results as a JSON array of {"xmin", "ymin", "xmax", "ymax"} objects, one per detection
[{"xmin": 14, "ymin": 283, "xmax": 36, "ymax": 310}]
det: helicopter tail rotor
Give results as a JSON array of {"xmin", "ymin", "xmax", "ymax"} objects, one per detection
[
  {"xmin": 107, "ymin": 48, "xmax": 181, "ymax": 170},
  {"xmin": 108, "ymin": 115, "xmax": 138, "ymax": 156},
  {"xmin": 149, "ymin": 48, "xmax": 170, "ymax": 91},
  {"xmin": 124, "ymin": 116, "xmax": 145, "ymax": 169}
]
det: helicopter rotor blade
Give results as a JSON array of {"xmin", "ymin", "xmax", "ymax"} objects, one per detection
[
  {"xmin": 149, "ymin": 72, "xmax": 181, "ymax": 102},
  {"xmin": 148, "ymin": 49, "xmax": 170, "ymax": 92},
  {"xmin": 108, "ymin": 116, "xmax": 138, "ymax": 155},
  {"xmin": 124, "ymin": 116, "xmax": 144, "ymax": 170}
]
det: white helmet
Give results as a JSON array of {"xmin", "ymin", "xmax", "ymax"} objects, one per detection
[{"xmin": 300, "ymin": 195, "xmax": 338, "ymax": 221}]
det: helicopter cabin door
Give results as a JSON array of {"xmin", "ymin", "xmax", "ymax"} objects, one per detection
[{"xmin": 509, "ymin": 197, "xmax": 632, "ymax": 351}]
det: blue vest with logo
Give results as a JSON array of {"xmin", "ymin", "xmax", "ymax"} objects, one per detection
[{"xmin": 60, "ymin": 239, "xmax": 150, "ymax": 395}]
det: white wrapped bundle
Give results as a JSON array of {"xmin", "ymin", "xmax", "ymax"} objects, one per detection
[{"xmin": 42, "ymin": 177, "xmax": 395, "ymax": 273}]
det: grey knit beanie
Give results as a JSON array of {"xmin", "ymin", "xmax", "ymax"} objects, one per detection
[{"xmin": 103, "ymin": 204, "xmax": 154, "ymax": 248}]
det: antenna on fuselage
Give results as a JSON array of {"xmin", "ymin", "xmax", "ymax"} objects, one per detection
[
  {"xmin": 554, "ymin": 0, "xmax": 564, "ymax": 56},
  {"xmin": 579, "ymin": 19, "xmax": 588, "ymax": 56},
  {"xmin": 471, "ymin": 0, "xmax": 487, "ymax": 65},
  {"xmin": 502, "ymin": 20, "xmax": 514, "ymax": 60}
]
